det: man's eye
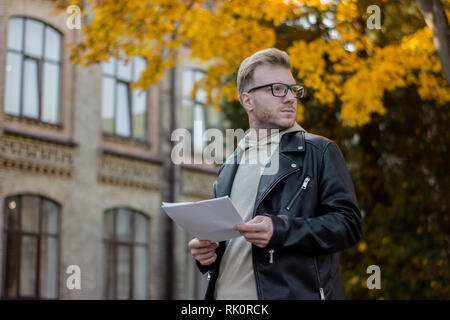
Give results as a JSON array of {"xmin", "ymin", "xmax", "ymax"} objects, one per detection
[{"xmin": 273, "ymin": 85, "xmax": 284, "ymax": 92}]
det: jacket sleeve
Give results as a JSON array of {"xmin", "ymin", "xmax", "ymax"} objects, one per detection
[
  {"xmin": 266, "ymin": 142, "xmax": 362, "ymax": 255},
  {"xmin": 196, "ymin": 259, "xmax": 218, "ymax": 274}
]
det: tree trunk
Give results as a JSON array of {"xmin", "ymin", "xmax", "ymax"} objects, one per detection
[{"xmin": 416, "ymin": 0, "xmax": 450, "ymax": 84}]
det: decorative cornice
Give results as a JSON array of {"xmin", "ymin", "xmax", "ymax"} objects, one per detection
[
  {"xmin": 98, "ymin": 151, "xmax": 161, "ymax": 190},
  {"xmin": 0, "ymin": 131, "xmax": 75, "ymax": 177}
]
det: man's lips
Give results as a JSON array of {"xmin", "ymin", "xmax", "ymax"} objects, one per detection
[{"xmin": 280, "ymin": 108, "xmax": 296, "ymax": 113}]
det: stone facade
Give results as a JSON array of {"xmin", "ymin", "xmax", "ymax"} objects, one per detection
[{"xmin": 0, "ymin": 0, "xmax": 218, "ymax": 299}]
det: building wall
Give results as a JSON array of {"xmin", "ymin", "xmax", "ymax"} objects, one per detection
[{"xmin": 0, "ymin": 0, "xmax": 218, "ymax": 299}]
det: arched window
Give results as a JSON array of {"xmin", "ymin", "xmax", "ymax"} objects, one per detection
[
  {"xmin": 4, "ymin": 17, "xmax": 62, "ymax": 123},
  {"xmin": 102, "ymin": 57, "xmax": 148, "ymax": 140},
  {"xmin": 2, "ymin": 195, "xmax": 60, "ymax": 299},
  {"xmin": 103, "ymin": 208, "xmax": 149, "ymax": 299}
]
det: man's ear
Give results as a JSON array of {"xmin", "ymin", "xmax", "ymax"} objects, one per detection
[{"xmin": 241, "ymin": 92, "xmax": 253, "ymax": 113}]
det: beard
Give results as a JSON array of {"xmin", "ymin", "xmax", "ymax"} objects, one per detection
[{"xmin": 252, "ymin": 100, "xmax": 296, "ymax": 130}]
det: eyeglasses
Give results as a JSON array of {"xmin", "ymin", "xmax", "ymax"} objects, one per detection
[{"xmin": 246, "ymin": 82, "xmax": 306, "ymax": 99}]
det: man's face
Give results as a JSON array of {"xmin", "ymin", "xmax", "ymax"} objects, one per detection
[{"xmin": 242, "ymin": 64, "xmax": 298, "ymax": 130}]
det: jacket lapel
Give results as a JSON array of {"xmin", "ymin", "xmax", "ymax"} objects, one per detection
[
  {"xmin": 253, "ymin": 152, "xmax": 301, "ymax": 210},
  {"xmin": 214, "ymin": 149, "xmax": 240, "ymax": 198},
  {"xmin": 253, "ymin": 130, "xmax": 306, "ymax": 211},
  {"xmin": 215, "ymin": 130, "xmax": 306, "ymax": 206}
]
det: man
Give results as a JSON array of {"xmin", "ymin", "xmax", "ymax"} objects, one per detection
[{"xmin": 188, "ymin": 48, "xmax": 362, "ymax": 300}]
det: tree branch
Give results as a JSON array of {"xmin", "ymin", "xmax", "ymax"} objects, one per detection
[{"xmin": 416, "ymin": 0, "xmax": 450, "ymax": 84}]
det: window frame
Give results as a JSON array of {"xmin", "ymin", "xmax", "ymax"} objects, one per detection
[
  {"xmin": 101, "ymin": 57, "xmax": 149, "ymax": 142},
  {"xmin": 102, "ymin": 208, "xmax": 150, "ymax": 300},
  {"xmin": 1, "ymin": 194, "xmax": 61, "ymax": 299},
  {"xmin": 4, "ymin": 16, "xmax": 63, "ymax": 125}
]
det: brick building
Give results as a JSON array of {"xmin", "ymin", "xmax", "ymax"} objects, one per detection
[{"xmin": 0, "ymin": 0, "xmax": 223, "ymax": 299}]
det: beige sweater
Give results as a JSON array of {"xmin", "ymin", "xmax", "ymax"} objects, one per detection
[{"xmin": 214, "ymin": 123, "xmax": 303, "ymax": 300}]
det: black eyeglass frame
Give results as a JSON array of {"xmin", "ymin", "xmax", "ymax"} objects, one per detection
[{"xmin": 246, "ymin": 82, "xmax": 306, "ymax": 99}]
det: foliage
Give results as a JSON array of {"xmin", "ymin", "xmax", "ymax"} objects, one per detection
[{"xmin": 55, "ymin": 0, "xmax": 450, "ymax": 298}]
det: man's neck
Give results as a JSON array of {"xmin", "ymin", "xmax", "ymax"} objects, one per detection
[{"xmin": 248, "ymin": 127, "xmax": 281, "ymax": 141}]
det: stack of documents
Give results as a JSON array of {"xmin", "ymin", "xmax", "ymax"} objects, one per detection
[{"xmin": 161, "ymin": 196, "xmax": 244, "ymax": 242}]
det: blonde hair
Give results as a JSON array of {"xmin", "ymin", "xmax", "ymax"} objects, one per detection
[{"xmin": 237, "ymin": 48, "xmax": 291, "ymax": 104}]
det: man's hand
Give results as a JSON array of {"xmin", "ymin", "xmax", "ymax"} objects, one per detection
[
  {"xmin": 188, "ymin": 238, "xmax": 219, "ymax": 266},
  {"xmin": 234, "ymin": 215, "xmax": 273, "ymax": 248}
]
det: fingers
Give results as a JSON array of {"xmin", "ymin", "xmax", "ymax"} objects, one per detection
[
  {"xmin": 234, "ymin": 223, "xmax": 261, "ymax": 233},
  {"xmin": 188, "ymin": 238, "xmax": 219, "ymax": 266},
  {"xmin": 191, "ymin": 245, "xmax": 218, "ymax": 255},
  {"xmin": 189, "ymin": 238, "xmax": 218, "ymax": 250},
  {"xmin": 242, "ymin": 235, "xmax": 269, "ymax": 248},
  {"xmin": 234, "ymin": 216, "xmax": 271, "ymax": 232},
  {"xmin": 241, "ymin": 232, "xmax": 268, "ymax": 241},
  {"xmin": 199, "ymin": 253, "xmax": 217, "ymax": 266},
  {"xmin": 234, "ymin": 216, "xmax": 273, "ymax": 248},
  {"xmin": 196, "ymin": 251, "xmax": 217, "ymax": 263}
]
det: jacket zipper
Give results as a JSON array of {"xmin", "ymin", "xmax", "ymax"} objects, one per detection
[
  {"xmin": 253, "ymin": 168, "xmax": 301, "ymax": 216},
  {"xmin": 313, "ymin": 257, "xmax": 326, "ymax": 300},
  {"xmin": 268, "ymin": 249, "xmax": 274, "ymax": 264},
  {"xmin": 286, "ymin": 176, "xmax": 311, "ymax": 211},
  {"xmin": 252, "ymin": 167, "xmax": 301, "ymax": 299}
]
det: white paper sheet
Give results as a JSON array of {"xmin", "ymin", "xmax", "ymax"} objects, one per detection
[{"xmin": 161, "ymin": 196, "xmax": 244, "ymax": 242}]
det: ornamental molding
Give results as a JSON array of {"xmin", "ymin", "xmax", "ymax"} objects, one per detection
[
  {"xmin": 98, "ymin": 152, "xmax": 161, "ymax": 190},
  {"xmin": 0, "ymin": 132, "xmax": 74, "ymax": 177}
]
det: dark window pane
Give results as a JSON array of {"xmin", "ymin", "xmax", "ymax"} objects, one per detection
[
  {"xmin": 103, "ymin": 209, "xmax": 149, "ymax": 300},
  {"xmin": 44, "ymin": 27, "xmax": 61, "ymax": 62},
  {"xmin": 103, "ymin": 242, "xmax": 115, "ymax": 299},
  {"xmin": 24, "ymin": 19, "xmax": 43, "ymax": 58},
  {"xmin": 4, "ymin": 52, "xmax": 22, "ymax": 116},
  {"xmin": 42, "ymin": 62, "xmax": 60, "ymax": 123},
  {"xmin": 3, "ymin": 196, "xmax": 60, "ymax": 299},
  {"xmin": 22, "ymin": 59, "xmax": 40, "ymax": 119},
  {"xmin": 134, "ymin": 213, "xmax": 148, "ymax": 243},
  {"xmin": 20, "ymin": 235, "xmax": 38, "ymax": 297},
  {"xmin": 4, "ymin": 231, "xmax": 20, "ymax": 297},
  {"xmin": 134, "ymin": 246, "xmax": 147, "ymax": 299},
  {"xmin": 40, "ymin": 236, "xmax": 58, "ymax": 298},
  {"xmin": 42, "ymin": 200, "xmax": 58, "ymax": 234},
  {"xmin": 116, "ymin": 82, "xmax": 131, "ymax": 137},
  {"xmin": 21, "ymin": 195, "xmax": 40, "ymax": 232},
  {"xmin": 102, "ymin": 77, "xmax": 115, "ymax": 134},
  {"xmin": 116, "ymin": 209, "xmax": 132, "ymax": 242},
  {"xmin": 117, "ymin": 245, "xmax": 130, "ymax": 299},
  {"xmin": 7, "ymin": 17, "xmax": 23, "ymax": 51}
]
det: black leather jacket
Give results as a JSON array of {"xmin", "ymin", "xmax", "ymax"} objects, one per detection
[{"xmin": 197, "ymin": 129, "xmax": 362, "ymax": 300}]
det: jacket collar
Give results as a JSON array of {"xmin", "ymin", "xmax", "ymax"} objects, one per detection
[{"xmin": 215, "ymin": 127, "xmax": 307, "ymax": 199}]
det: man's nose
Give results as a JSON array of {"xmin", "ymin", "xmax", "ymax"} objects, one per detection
[{"xmin": 282, "ymin": 88, "xmax": 296, "ymax": 103}]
